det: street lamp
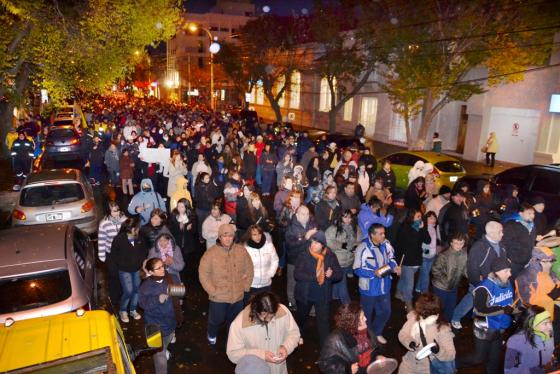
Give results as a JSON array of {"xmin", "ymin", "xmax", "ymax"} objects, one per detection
[{"xmin": 186, "ymin": 23, "xmax": 220, "ymax": 111}]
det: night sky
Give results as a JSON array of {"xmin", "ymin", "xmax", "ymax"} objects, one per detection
[{"xmin": 186, "ymin": 0, "xmax": 314, "ymax": 15}]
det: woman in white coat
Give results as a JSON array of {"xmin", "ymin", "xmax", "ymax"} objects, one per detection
[{"xmin": 164, "ymin": 150, "xmax": 187, "ymax": 198}]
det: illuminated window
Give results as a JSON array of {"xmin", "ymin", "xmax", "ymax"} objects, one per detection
[
  {"xmin": 343, "ymin": 98, "xmax": 353, "ymax": 122},
  {"xmin": 251, "ymin": 80, "xmax": 264, "ymax": 105},
  {"xmin": 289, "ymin": 71, "xmax": 301, "ymax": 109},
  {"xmin": 319, "ymin": 77, "xmax": 336, "ymax": 112},
  {"xmin": 275, "ymin": 76, "xmax": 286, "ymax": 107}
]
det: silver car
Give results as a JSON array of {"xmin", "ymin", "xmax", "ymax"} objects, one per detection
[
  {"xmin": 12, "ymin": 169, "xmax": 98, "ymax": 234},
  {"xmin": 0, "ymin": 224, "xmax": 97, "ymax": 323}
]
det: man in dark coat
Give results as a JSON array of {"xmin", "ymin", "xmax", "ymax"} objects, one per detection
[
  {"xmin": 440, "ymin": 190, "xmax": 469, "ymax": 243},
  {"xmin": 503, "ymin": 203, "xmax": 537, "ymax": 279}
]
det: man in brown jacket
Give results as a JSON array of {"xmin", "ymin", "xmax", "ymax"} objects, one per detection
[{"xmin": 199, "ymin": 223, "xmax": 254, "ymax": 345}]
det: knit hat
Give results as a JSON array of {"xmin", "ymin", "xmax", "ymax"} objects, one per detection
[
  {"xmin": 218, "ymin": 223, "xmax": 236, "ymax": 237},
  {"xmin": 491, "ymin": 257, "xmax": 512, "ymax": 273},
  {"xmin": 528, "ymin": 195, "xmax": 545, "ymax": 206},
  {"xmin": 235, "ymin": 355, "xmax": 270, "ymax": 374},
  {"xmin": 310, "ymin": 230, "xmax": 327, "ymax": 247},
  {"xmin": 439, "ymin": 185, "xmax": 452, "ymax": 195},
  {"xmin": 532, "ymin": 246, "xmax": 556, "ymax": 262}
]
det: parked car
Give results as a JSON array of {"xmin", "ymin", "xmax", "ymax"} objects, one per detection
[
  {"xmin": 0, "ymin": 224, "xmax": 97, "ymax": 324},
  {"xmin": 12, "ymin": 169, "xmax": 98, "ymax": 234},
  {"xmin": 34, "ymin": 153, "xmax": 85, "ymax": 173},
  {"xmin": 380, "ymin": 151, "xmax": 466, "ymax": 191},
  {"xmin": 310, "ymin": 132, "xmax": 370, "ymax": 151},
  {"xmin": 44, "ymin": 125, "xmax": 82, "ymax": 159},
  {"xmin": 0, "ymin": 310, "xmax": 161, "ymax": 373}
]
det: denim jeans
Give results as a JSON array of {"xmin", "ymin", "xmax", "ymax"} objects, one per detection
[
  {"xmin": 433, "ymin": 286, "xmax": 458, "ymax": 322},
  {"xmin": 118, "ymin": 270, "xmax": 141, "ymax": 312},
  {"xmin": 360, "ymin": 293, "xmax": 391, "ymax": 336},
  {"xmin": 451, "ymin": 284, "xmax": 474, "ymax": 323},
  {"xmin": 332, "ymin": 266, "xmax": 352, "ymax": 305},
  {"xmin": 153, "ymin": 333, "xmax": 173, "ymax": 374},
  {"xmin": 207, "ymin": 300, "xmax": 243, "ymax": 340},
  {"xmin": 261, "ymin": 170, "xmax": 275, "ymax": 194},
  {"xmin": 397, "ymin": 265, "xmax": 420, "ymax": 302},
  {"xmin": 296, "ymin": 299, "xmax": 330, "ymax": 347},
  {"xmin": 256, "ymin": 164, "xmax": 262, "ymax": 185},
  {"xmin": 416, "ymin": 257, "xmax": 435, "ymax": 293},
  {"xmin": 456, "ymin": 334, "xmax": 503, "ymax": 374},
  {"xmin": 109, "ymin": 170, "xmax": 119, "ymax": 186},
  {"xmin": 287, "ymin": 264, "xmax": 296, "ymax": 306}
]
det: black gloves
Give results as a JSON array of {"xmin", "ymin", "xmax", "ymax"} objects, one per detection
[
  {"xmin": 548, "ymin": 286, "xmax": 560, "ymax": 300},
  {"xmin": 409, "ymin": 341, "xmax": 418, "ymax": 351},
  {"xmin": 503, "ymin": 305, "xmax": 514, "ymax": 315},
  {"xmin": 431, "ymin": 340, "xmax": 440, "ymax": 354}
]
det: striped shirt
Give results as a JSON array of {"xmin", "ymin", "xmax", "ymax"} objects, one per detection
[{"xmin": 98, "ymin": 215, "xmax": 126, "ymax": 262}]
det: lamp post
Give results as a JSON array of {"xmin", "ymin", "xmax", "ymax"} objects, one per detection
[{"xmin": 187, "ymin": 23, "xmax": 220, "ymax": 111}]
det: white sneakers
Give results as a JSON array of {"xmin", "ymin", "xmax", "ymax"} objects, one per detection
[
  {"xmin": 120, "ymin": 311, "xmax": 141, "ymax": 323},
  {"xmin": 451, "ymin": 321, "xmax": 462, "ymax": 330},
  {"xmin": 129, "ymin": 310, "xmax": 142, "ymax": 320},
  {"xmin": 377, "ymin": 336, "xmax": 388, "ymax": 345}
]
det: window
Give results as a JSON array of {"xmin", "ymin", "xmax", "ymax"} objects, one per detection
[
  {"xmin": 343, "ymin": 98, "xmax": 353, "ymax": 122},
  {"xmin": 275, "ymin": 76, "xmax": 286, "ymax": 107},
  {"xmin": 289, "ymin": 71, "xmax": 301, "ymax": 109},
  {"xmin": 389, "ymin": 112, "xmax": 407, "ymax": 143},
  {"xmin": 359, "ymin": 97, "xmax": 378, "ymax": 132},
  {"xmin": 20, "ymin": 183, "xmax": 85, "ymax": 207},
  {"xmin": 531, "ymin": 169, "xmax": 559, "ymax": 195},
  {"xmin": 319, "ymin": 77, "xmax": 336, "ymax": 112},
  {"xmin": 251, "ymin": 81, "xmax": 264, "ymax": 105},
  {"xmin": 494, "ymin": 167, "xmax": 530, "ymax": 190}
]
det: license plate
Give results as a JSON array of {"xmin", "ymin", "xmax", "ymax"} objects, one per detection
[
  {"xmin": 450, "ymin": 176, "xmax": 458, "ymax": 182},
  {"xmin": 59, "ymin": 147, "xmax": 69, "ymax": 152},
  {"xmin": 46, "ymin": 213, "xmax": 64, "ymax": 221}
]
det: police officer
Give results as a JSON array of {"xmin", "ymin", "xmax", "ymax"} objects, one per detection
[{"xmin": 10, "ymin": 131, "xmax": 34, "ymax": 190}]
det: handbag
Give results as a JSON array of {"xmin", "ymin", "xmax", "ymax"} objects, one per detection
[
  {"xmin": 418, "ymin": 322, "xmax": 456, "ymax": 374},
  {"xmin": 480, "ymin": 145, "xmax": 488, "ymax": 153}
]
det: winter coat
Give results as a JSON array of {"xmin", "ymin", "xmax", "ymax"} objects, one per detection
[
  {"xmin": 404, "ymin": 181, "xmax": 426, "ymax": 211},
  {"xmin": 407, "ymin": 161, "xmax": 426, "ymax": 186},
  {"xmin": 503, "ymin": 219, "xmax": 537, "ymax": 268},
  {"xmin": 273, "ymin": 188, "xmax": 290, "ymax": 215},
  {"xmin": 89, "ymin": 145, "xmax": 105, "ymax": 167},
  {"xmin": 397, "ymin": 312, "xmax": 456, "ymax": 374},
  {"xmin": 325, "ymin": 224, "xmax": 356, "ymax": 268},
  {"xmin": 395, "ymin": 224, "xmax": 431, "ymax": 267},
  {"xmin": 139, "ymin": 223, "xmax": 171, "ymax": 251},
  {"xmin": 315, "ymin": 198, "xmax": 341, "ymax": 231},
  {"xmin": 318, "ymin": 329, "xmax": 378, "ymax": 374},
  {"xmin": 505, "ymin": 332, "xmax": 554, "ymax": 374},
  {"xmin": 192, "ymin": 160, "xmax": 212, "ymax": 182},
  {"xmin": 128, "ymin": 179, "xmax": 166, "ymax": 224},
  {"xmin": 244, "ymin": 235, "xmax": 279, "ymax": 288},
  {"xmin": 227, "ymin": 304, "xmax": 300, "ymax": 374},
  {"xmin": 424, "ymin": 196, "xmax": 448, "ymax": 217},
  {"xmin": 294, "ymin": 249, "xmax": 342, "ymax": 304},
  {"xmin": 357, "ymin": 203, "xmax": 394, "ymax": 240},
  {"xmin": 202, "ymin": 214, "xmax": 233, "ymax": 249},
  {"xmin": 337, "ymin": 191, "xmax": 361, "ymax": 213},
  {"xmin": 148, "ymin": 233, "xmax": 185, "ymax": 279},
  {"xmin": 440, "ymin": 201, "xmax": 469, "ymax": 243},
  {"xmin": 194, "ymin": 181, "xmax": 219, "ymax": 211},
  {"xmin": 516, "ymin": 257, "xmax": 560, "ymax": 318},
  {"xmin": 97, "ymin": 214, "xmax": 127, "ymax": 262},
  {"xmin": 110, "ymin": 232, "xmax": 148, "ymax": 272},
  {"xmin": 378, "ymin": 168, "xmax": 396, "ymax": 193},
  {"xmin": 104, "ymin": 148, "xmax": 119, "ymax": 172},
  {"xmin": 485, "ymin": 133, "xmax": 499, "ymax": 153},
  {"xmin": 119, "ymin": 154, "xmax": 134, "ymax": 180},
  {"xmin": 353, "ymin": 239, "xmax": 398, "ymax": 297},
  {"xmin": 301, "ymin": 150, "xmax": 318, "ymax": 174},
  {"xmin": 168, "ymin": 211, "xmax": 196, "ymax": 255},
  {"xmin": 165, "ymin": 159, "xmax": 187, "ymax": 197},
  {"xmin": 467, "ymin": 236, "xmax": 508, "ymax": 286},
  {"xmin": 242, "ymin": 152, "xmax": 257, "ymax": 180},
  {"xmin": 306, "ymin": 164, "xmax": 322, "ymax": 187},
  {"xmin": 260, "ymin": 151, "xmax": 277, "ymax": 172},
  {"xmin": 276, "ymin": 162, "xmax": 293, "ymax": 187},
  {"xmin": 431, "ymin": 248, "xmax": 467, "ymax": 291},
  {"xmin": 285, "ymin": 216, "xmax": 318, "ymax": 265},
  {"xmin": 169, "ymin": 176, "xmax": 192, "ymax": 211},
  {"xmin": 198, "ymin": 242, "xmax": 253, "ymax": 304},
  {"xmin": 138, "ymin": 277, "xmax": 177, "ymax": 337}
]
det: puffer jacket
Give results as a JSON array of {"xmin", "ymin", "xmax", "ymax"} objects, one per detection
[
  {"xmin": 505, "ymin": 332, "xmax": 554, "ymax": 373},
  {"xmin": 398, "ymin": 312, "xmax": 456, "ymax": 374},
  {"xmin": 198, "ymin": 242, "xmax": 254, "ymax": 303},
  {"xmin": 357, "ymin": 203, "xmax": 394, "ymax": 240},
  {"xmin": 140, "ymin": 223, "xmax": 171, "ymax": 251},
  {"xmin": 325, "ymin": 224, "xmax": 356, "ymax": 268},
  {"xmin": 244, "ymin": 234, "xmax": 279, "ymax": 288},
  {"xmin": 147, "ymin": 233, "xmax": 185, "ymax": 280},
  {"xmin": 169, "ymin": 176, "xmax": 192, "ymax": 211},
  {"xmin": 431, "ymin": 248, "xmax": 467, "ymax": 291}
]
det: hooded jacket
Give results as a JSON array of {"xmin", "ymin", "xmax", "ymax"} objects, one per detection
[
  {"xmin": 202, "ymin": 214, "xmax": 233, "ymax": 249},
  {"xmin": 285, "ymin": 215, "xmax": 318, "ymax": 265},
  {"xmin": 357, "ymin": 203, "xmax": 394, "ymax": 240},
  {"xmin": 128, "ymin": 178, "xmax": 166, "ymax": 224},
  {"xmin": 169, "ymin": 176, "xmax": 192, "ymax": 211},
  {"xmin": 505, "ymin": 332, "xmax": 554, "ymax": 374},
  {"xmin": 408, "ymin": 161, "xmax": 425, "ymax": 186},
  {"xmin": 148, "ymin": 233, "xmax": 185, "ymax": 279}
]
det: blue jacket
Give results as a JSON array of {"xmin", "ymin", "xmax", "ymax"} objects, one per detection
[
  {"xmin": 138, "ymin": 278, "xmax": 177, "ymax": 337},
  {"xmin": 294, "ymin": 249, "xmax": 342, "ymax": 304},
  {"xmin": 128, "ymin": 178, "xmax": 166, "ymax": 224},
  {"xmin": 474, "ymin": 275, "xmax": 513, "ymax": 331},
  {"xmin": 357, "ymin": 203, "xmax": 394, "ymax": 240},
  {"xmin": 353, "ymin": 239, "xmax": 397, "ymax": 296}
]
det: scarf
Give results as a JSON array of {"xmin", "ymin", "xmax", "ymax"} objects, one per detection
[
  {"xmin": 309, "ymin": 248, "xmax": 327, "ymax": 286},
  {"xmin": 159, "ymin": 240, "xmax": 174, "ymax": 262},
  {"xmin": 518, "ymin": 218, "xmax": 535, "ymax": 233},
  {"xmin": 247, "ymin": 235, "xmax": 266, "ymax": 249}
]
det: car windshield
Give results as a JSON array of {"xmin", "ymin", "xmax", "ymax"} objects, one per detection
[
  {"xmin": 49, "ymin": 128, "xmax": 76, "ymax": 138},
  {"xmin": 53, "ymin": 120, "xmax": 74, "ymax": 126},
  {"xmin": 41, "ymin": 157, "xmax": 83, "ymax": 170},
  {"xmin": 20, "ymin": 183, "xmax": 85, "ymax": 207},
  {"xmin": 435, "ymin": 161, "xmax": 464, "ymax": 173},
  {"xmin": 0, "ymin": 269, "xmax": 72, "ymax": 314}
]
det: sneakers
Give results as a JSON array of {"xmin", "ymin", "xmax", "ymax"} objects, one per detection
[
  {"xmin": 207, "ymin": 335, "xmax": 217, "ymax": 345},
  {"xmin": 377, "ymin": 335, "xmax": 388, "ymax": 345},
  {"xmin": 451, "ymin": 320, "xmax": 462, "ymax": 330},
  {"xmin": 170, "ymin": 333, "xmax": 176, "ymax": 344},
  {"xmin": 129, "ymin": 310, "xmax": 141, "ymax": 320},
  {"xmin": 165, "ymin": 350, "xmax": 171, "ymax": 360},
  {"xmin": 119, "ymin": 311, "xmax": 129, "ymax": 323}
]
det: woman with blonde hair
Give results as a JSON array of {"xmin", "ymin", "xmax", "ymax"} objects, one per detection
[
  {"xmin": 165, "ymin": 149, "xmax": 187, "ymax": 198},
  {"xmin": 483, "ymin": 132, "xmax": 499, "ymax": 167}
]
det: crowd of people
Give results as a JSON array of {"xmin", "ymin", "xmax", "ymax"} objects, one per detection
[{"xmin": 12, "ymin": 96, "xmax": 560, "ymax": 373}]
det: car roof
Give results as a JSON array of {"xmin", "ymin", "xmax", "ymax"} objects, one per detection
[
  {"xmin": 25, "ymin": 169, "xmax": 80, "ymax": 185},
  {"xmin": 0, "ymin": 224, "xmax": 70, "ymax": 278},
  {"xmin": 384, "ymin": 150, "xmax": 461, "ymax": 163}
]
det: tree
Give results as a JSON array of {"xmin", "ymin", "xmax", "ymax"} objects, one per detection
[
  {"xmin": 310, "ymin": 0, "xmax": 377, "ymax": 133},
  {"xmin": 223, "ymin": 14, "xmax": 310, "ymax": 122},
  {"xmin": 360, "ymin": 0, "xmax": 560, "ymax": 149},
  {"xmin": 0, "ymin": 0, "xmax": 179, "ymax": 151}
]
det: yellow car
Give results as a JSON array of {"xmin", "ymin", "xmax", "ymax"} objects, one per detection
[
  {"xmin": 0, "ymin": 310, "xmax": 161, "ymax": 373},
  {"xmin": 380, "ymin": 151, "xmax": 466, "ymax": 191}
]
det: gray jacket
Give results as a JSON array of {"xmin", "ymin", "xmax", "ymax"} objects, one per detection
[
  {"xmin": 325, "ymin": 224, "xmax": 356, "ymax": 268},
  {"xmin": 431, "ymin": 248, "xmax": 467, "ymax": 291}
]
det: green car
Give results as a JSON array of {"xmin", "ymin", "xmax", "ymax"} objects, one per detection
[{"xmin": 380, "ymin": 151, "xmax": 466, "ymax": 191}]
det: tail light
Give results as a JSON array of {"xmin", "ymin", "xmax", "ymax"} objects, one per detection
[
  {"xmin": 432, "ymin": 169, "xmax": 440, "ymax": 178},
  {"xmin": 81, "ymin": 200, "xmax": 94, "ymax": 213},
  {"xmin": 70, "ymin": 138, "xmax": 80, "ymax": 145},
  {"xmin": 12, "ymin": 209, "xmax": 26, "ymax": 220}
]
